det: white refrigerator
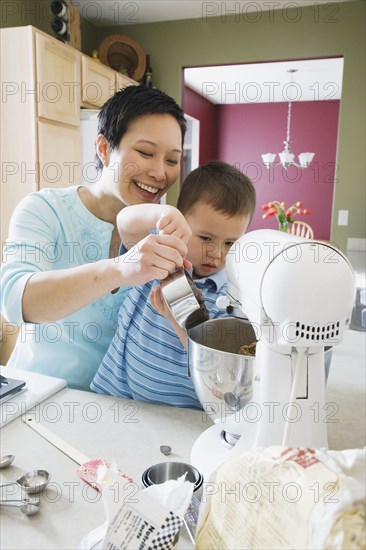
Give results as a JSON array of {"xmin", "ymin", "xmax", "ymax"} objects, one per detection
[{"xmin": 80, "ymin": 109, "xmax": 100, "ymax": 186}]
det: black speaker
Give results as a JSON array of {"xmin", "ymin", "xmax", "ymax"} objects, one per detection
[
  {"xmin": 50, "ymin": 0, "xmax": 69, "ymax": 43},
  {"xmin": 50, "ymin": 0, "xmax": 69, "ymax": 20}
]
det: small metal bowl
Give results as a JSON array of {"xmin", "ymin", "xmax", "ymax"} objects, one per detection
[
  {"xmin": 160, "ymin": 268, "xmax": 208, "ymax": 329},
  {"xmin": 16, "ymin": 469, "xmax": 51, "ymax": 494},
  {"xmin": 0, "ymin": 455, "xmax": 15, "ymax": 469},
  {"xmin": 142, "ymin": 461, "xmax": 203, "ymax": 496},
  {"xmin": 141, "ymin": 461, "xmax": 203, "ymax": 545}
]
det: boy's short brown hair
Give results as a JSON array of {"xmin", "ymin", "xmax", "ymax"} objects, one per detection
[{"xmin": 177, "ymin": 160, "xmax": 256, "ymax": 223}]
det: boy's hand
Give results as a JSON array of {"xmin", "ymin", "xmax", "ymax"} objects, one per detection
[
  {"xmin": 150, "ymin": 284, "xmax": 173, "ymax": 321},
  {"xmin": 150, "ymin": 284, "xmax": 189, "ymax": 351},
  {"xmin": 119, "ymin": 234, "xmax": 188, "ymax": 286},
  {"xmin": 156, "ymin": 206, "xmax": 192, "ymax": 244}
]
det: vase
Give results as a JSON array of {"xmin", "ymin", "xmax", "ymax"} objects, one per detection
[
  {"xmin": 278, "ymin": 221, "xmax": 289, "ymax": 232},
  {"xmin": 276, "ymin": 214, "xmax": 291, "ymax": 233}
]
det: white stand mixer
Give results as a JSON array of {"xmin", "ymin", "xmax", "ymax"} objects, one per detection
[{"xmin": 190, "ymin": 230, "xmax": 356, "ymax": 478}]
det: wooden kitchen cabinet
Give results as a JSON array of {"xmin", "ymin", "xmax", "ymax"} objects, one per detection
[
  {"xmin": 1, "ymin": 26, "xmax": 139, "ymax": 245},
  {"xmin": 0, "ymin": 25, "xmax": 81, "ymax": 244},
  {"xmin": 81, "ymin": 54, "xmax": 116, "ymax": 108},
  {"xmin": 115, "ymin": 71, "xmax": 138, "ymax": 92},
  {"xmin": 81, "ymin": 55, "xmax": 138, "ymax": 108},
  {"xmin": 38, "ymin": 121, "xmax": 80, "ymax": 189},
  {"xmin": 35, "ymin": 32, "xmax": 80, "ymax": 126}
]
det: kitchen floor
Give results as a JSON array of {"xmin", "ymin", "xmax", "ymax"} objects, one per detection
[
  {"xmin": 325, "ymin": 248, "xmax": 366, "ymax": 450},
  {"xmin": 347, "ymin": 250, "xmax": 366, "ymax": 331}
]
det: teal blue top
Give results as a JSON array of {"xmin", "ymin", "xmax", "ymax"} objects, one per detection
[{"xmin": 0, "ymin": 187, "xmax": 129, "ymax": 390}]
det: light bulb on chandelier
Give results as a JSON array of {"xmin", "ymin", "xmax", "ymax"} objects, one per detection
[{"xmin": 261, "ymin": 69, "xmax": 315, "ymax": 170}]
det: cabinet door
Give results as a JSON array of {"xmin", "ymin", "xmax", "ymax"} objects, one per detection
[
  {"xmin": 38, "ymin": 121, "xmax": 80, "ymax": 189},
  {"xmin": 81, "ymin": 56, "xmax": 116, "ymax": 108},
  {"xmin": 115, "ymin": 72, "xmax": 138, "ymax": 92},
  {"xmin": 0, "ymin": 26, "xmax": 38, "ymax": 243},
  {"xmin": 35, "ymin": 33, "xmax": 80, "ymax": 126}
]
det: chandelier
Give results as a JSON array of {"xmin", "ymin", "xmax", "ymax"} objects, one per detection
[{"xmin": 261, "ymin": 69, "xmax": 315, "ymax": 170}]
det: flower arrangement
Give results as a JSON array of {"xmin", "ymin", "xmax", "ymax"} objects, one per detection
[{"xmin": 262, "ymin": 201, "xmax": 311, "ymax": 232}]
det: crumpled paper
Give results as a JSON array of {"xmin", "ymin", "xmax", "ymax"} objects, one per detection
[
  {"xmin": 78, "ymin": 461, "xmax": 194, "ymax": 550},
  {"xmin": 195, "ymin": 446, "xmax": 365, "ymax": 550}
]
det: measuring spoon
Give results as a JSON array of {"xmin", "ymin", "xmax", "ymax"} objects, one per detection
[
  {"xmin": 0, "ymin": 455, "xmax": 15, "ymax": 469},
  {"xmin": 0, "ymin": 469, "xmax": 51, "ymax": 494},
  {"xmin": 0, "ymin": 498, "xmax": 40, "ymax": 516}
]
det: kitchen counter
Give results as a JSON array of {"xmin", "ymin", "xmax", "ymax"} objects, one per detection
[
  {"xmin": 0, "ymin": 327, "xmax": 364, "ymax": 550},
  {"xmin": 0, "ymin": 390, "xmax": 210, "ymax": 550}
]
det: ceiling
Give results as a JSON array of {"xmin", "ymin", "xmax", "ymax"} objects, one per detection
[
  {"xmin": 184, "ymin": 58, "xmax": 344, "ymax": 104},
  {"xmin": 74, "ymin": 0, "xmax": 356, "ymax": 27}
]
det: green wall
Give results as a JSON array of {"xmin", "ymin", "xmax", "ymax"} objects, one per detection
[
  {"xmin": 95, "ymin": 0, "xmax": 365, "ymax": 251},
  {"xmin": 1, "ymin": 1, "xmax": 365, "ymax": 250},
  {"xmin": 0, "ymin": 1, "xmax": 51, "ymax": 33},
  {"xmin": 0, "ymin": 0, "xmax": 97, "ymax": 55}
]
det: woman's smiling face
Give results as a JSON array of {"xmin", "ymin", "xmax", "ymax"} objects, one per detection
[{"xmin": 106, "ymin": 113, "xmax": 183, "ymax": 205}]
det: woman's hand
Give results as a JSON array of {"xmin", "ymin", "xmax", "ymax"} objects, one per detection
[
  {"xmin": 156, "ymin": 206, "xmax": 192, "ymax": 244},
  {"xmin": 118, "ymin": 233, "xmax": 188, "ymax": 287},
  {"xmin": 117, "ymin": 204, "xmax": 191, "ymax": 250}
]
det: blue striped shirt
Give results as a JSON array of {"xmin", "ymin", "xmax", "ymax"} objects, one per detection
[{"xmin": 90, "ymin": 269, "xmax": 227, "ymax": 408}]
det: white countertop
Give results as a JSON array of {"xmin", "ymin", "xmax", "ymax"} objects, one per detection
[
  {"xmin": 0, "ymin": 328, "xmax": 365, "ymax": 550},
  {"xmin": 0, "ymin": 390, "xmax": 210, "ymax": 550}
]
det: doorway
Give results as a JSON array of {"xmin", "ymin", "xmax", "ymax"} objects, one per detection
[{"xmin": 182, "ymin": 57, "xmax": 344, "ymax": 241}]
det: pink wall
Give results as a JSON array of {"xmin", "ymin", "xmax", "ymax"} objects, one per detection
[
  {"xmin": 217, "ymin": 101, "xmax": 340, "ymax": 240},
  {"xmin": 182, "ymin": 85, "xmax": 340, "ymax": 240},
  {"xmin": 183, "ymin": 86, "xmax": 218, "ymax": 164}
]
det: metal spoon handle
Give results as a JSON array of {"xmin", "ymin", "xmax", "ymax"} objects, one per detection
[
  {"xmin": 0, "ymin": 499, "xmax": 39, "ymax": 505},
  {"xmin": 0, "ymin": 501, "xmax": 26, "ymax": 508},
  {"xmin": 0, "ymin": 481, "xmax": 17, "ymax": 489}
]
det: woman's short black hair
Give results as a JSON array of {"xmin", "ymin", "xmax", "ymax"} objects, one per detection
[{"xmin": 95, "ymin": 85, "xmax": 186, "ymax": 169}]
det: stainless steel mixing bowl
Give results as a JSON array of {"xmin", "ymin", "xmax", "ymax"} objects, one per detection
[
  {"xmin": 188, "ymin": 317, "xmax": 257, "ymax": 421},
  {"xmin": 188, "ymin": 317, "xmax": 334, "ymax": 424}
]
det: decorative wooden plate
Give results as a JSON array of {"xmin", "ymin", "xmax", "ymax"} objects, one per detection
[{"xmin": 98, "ymin": 34, "xmax": 146, "ymax": 81}]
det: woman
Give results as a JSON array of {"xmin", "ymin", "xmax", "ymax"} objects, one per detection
[{"xmin": 0, "ymin": 85, "xmax": 187, "ymax": 390}]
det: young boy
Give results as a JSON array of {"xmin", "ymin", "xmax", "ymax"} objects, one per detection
[{"xmin": 91, "ymin": 161, "xmax": 256, "ymax": 408}]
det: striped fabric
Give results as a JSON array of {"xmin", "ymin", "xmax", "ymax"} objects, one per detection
[{"xmin": 91, "ymin": 269, "xmax": 227, "ymax": 408}]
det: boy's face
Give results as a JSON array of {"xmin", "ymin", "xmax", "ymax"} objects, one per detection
[{"xmin": 184, "ymin": 202, "xmax": 251, "ymax": 279}]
